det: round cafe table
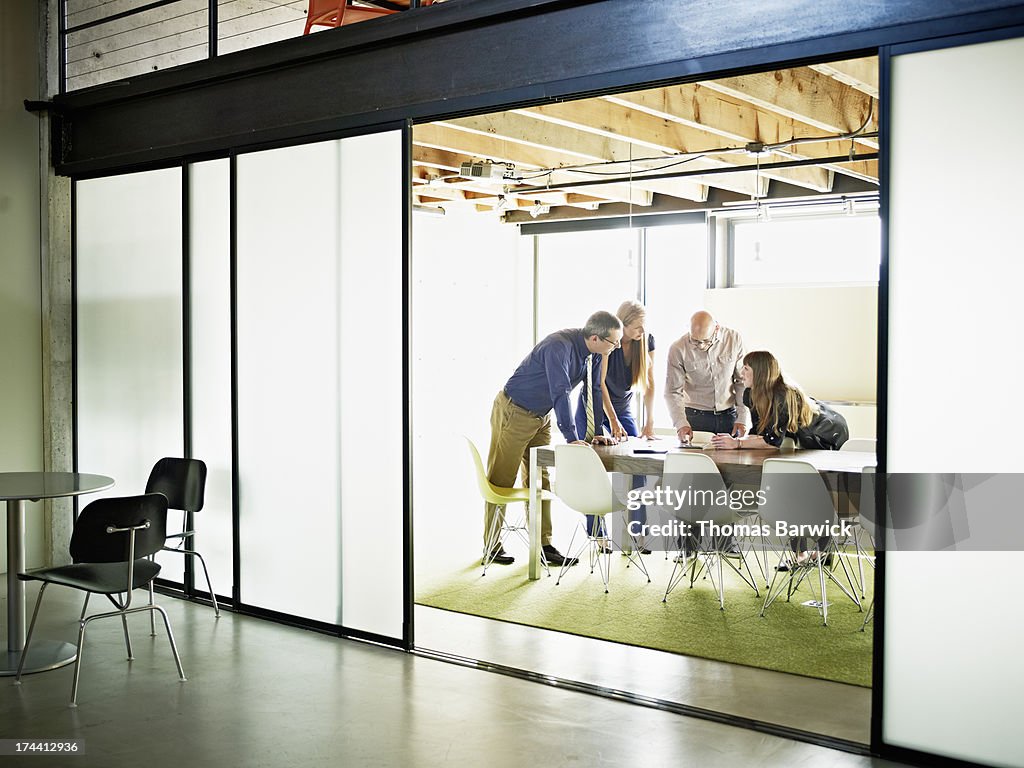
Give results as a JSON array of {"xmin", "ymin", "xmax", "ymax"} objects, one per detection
[{"xmin": 0, "ymin": 472, "xmax": 114, "ymax": 675}]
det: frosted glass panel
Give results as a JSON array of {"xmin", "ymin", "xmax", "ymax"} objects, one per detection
[
  {"xmin": 189, "ymin": 159, "xmax": 234, "ymax": 599},
  {"xmin": 76, "ymin": 169, "xmax": 184, "ymax": 581},
  {"xmin": 886, "ymin": 36, "xmax": 1024, "ymax": 768},
  {"xmin": 236, "ymin": 141, "xmax": 342, "ymax": 624},
  {"xmin": 338, "ymin": 131, "xmax": 404, "ymax": 639}
]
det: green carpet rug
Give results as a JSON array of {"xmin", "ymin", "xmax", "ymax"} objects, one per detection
[{"xmin": 417, "ymin": 552, "xmax": 874, "ymax": 687}]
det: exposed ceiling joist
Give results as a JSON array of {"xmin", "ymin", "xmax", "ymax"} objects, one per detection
[
  {"xmin": 416, "ymin": 123, "xmax": 699, "ymax": 204},
  {"xmin": 809, "ymin": 56, "xmax": 879, "ymax": 98},
  {"xmin": 701, "ymin": 67, "xmax": 878, "ymax": 147},
  {"xmin": 516, "ymin": 101, "xmax": 830, "ymax": 193},
  {"xmin": 447, "ymin": 110, "xmax": 761, "ymax": 198},
  {"xmin": 412, "ymin": 57, "xmax": 880, "ymax": 221},
  {"xmin": 603, "ymin": 82, "xmax": 876, "ymax": 179}
]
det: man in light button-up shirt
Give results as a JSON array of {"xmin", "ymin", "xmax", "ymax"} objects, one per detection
[{"xmin": 665, "ymin": 311, "xmax": 750, "ymax": 443}]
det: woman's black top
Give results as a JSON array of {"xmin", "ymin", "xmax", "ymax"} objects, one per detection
[{"xmin": 743, "ymin": 389, "xmax": 849, "ymax": 450}]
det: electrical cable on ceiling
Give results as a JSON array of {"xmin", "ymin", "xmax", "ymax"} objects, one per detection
[
  {"xmin": 503, "ymin": 124, "xmax": 877, "ymax": 185},
  {"xmin": 513, "ymin": 153, "xmax": 709, "ymax": 181}
]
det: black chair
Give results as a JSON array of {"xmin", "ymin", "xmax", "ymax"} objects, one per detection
[
  {"xmin": 15, "ymin": 493, "xmax": 187, "ymax": 706},
  {"xmin": 145, "ymin": 457, "xmax": 220, "ymax": 617}
]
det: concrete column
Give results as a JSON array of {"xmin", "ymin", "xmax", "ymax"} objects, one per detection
[{"xmin": 40, "ymin": 0, "xmax": 75, "ymax": 567}]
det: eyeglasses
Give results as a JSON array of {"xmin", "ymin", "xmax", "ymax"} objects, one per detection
[
  {"xmin": 691, "ymin": 326, "xmax": 719, "ymax": 348},
  {"xmin": 600, "ymin": 335, "xmax": 621, "ymax": 349}
]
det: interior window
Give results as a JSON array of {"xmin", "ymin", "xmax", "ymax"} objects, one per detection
[{"xmin": 731, "ymin": 210, "xmax": 880, "ymax": 286}]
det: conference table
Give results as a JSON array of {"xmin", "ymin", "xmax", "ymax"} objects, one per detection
[
  {"xmin": 526, "ymin": 439, "xmax": 876, "ymax": 579},
  {"xmin": 0, "ymin": 472, "xmax": 114, "ymax": 675}
]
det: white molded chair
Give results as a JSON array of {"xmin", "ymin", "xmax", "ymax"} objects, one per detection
[
  {"xmin": 660, "ymin": 452, "xmax": 760, "ymax": 609},
  {"xmin": 757, "ymin": 458, "xmax": 861, "ymax": 626},
  {"xmin": 553, "ymin": 445, "xmax": 649, "ymax": 592},
  {"xmin": 841, "ymin": 437, "xmax": 876, "ymax": 453}
]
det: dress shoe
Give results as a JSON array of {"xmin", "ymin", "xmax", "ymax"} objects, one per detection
[
  {"xmin": 483, "ymin": 547, "xmax": 514, "ymax": 566},
  {"xmin": 542, "ymin": 544, "xmax": 578, "ymax": 567},
  {"xmin": 622, "ymin": 537, "xmax": 652, "ymax": 556}
]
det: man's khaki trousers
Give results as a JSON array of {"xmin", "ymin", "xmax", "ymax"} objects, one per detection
[{"xmin": 483, "ymin": 390, "xmax": 553, "ymax": 551}]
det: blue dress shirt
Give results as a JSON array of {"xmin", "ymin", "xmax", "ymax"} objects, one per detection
[{"xmin": 504, "ymin": 329, "xmax": 602, "ymax": 443}]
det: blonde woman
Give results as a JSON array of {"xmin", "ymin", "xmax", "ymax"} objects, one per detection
[
  {"xmin": 710, "ymin": 350, "xmax": 848, "ymax": 451},
  {"xmin": 575, "ymin": 300, "xmax": 656, "ymax": 549},
  {"xmin": 575, "ymin": 300, "xmax": 656, "ymax": 442}
]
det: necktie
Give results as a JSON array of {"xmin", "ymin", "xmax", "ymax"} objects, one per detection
[{"xmin": 585, "ymin": 354, "xmax": 596, "ymax": 442}]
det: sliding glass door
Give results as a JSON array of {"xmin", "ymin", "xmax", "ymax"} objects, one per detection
[
  {"xmin": 234, "ymin": 130, "xmax": 406, "ymax": 638},
  {"xmin": 76, "ymin": 168, "xmax": 186, "ymax": 581},
  {"xmin": 188, "ymin": 159, "xmax": 234, "ymax": 601},
  {"xmin": 884, "ymin": 33, "xmax": 1024, "ymax": 768},
  {"xmin": 75, "ymin": 127, "xmax": 409, "ymax": 644}
]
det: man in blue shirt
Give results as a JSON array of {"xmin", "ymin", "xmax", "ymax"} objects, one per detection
[{"xmin": 484, "ymin": 311, "xmax": 623, "ymax": 566}]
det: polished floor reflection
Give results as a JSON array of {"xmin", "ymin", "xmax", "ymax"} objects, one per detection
[
  {"xmin": 0, "ymin": 580, "xmax": 901, "ymax": 768},
  {"xmin": 415, "ymin": 604, "xmax": 871, "ymax": 743}
]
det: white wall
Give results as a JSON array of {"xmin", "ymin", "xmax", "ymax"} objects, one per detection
[
  {"xmin": 0, "ymin": 0, "xmax": 46, "ymax": 572},
  {"xmin": 706, "ymin": 285, "xmax": 877, "ymax": 438}
]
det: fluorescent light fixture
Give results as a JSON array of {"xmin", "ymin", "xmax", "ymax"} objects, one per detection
[{"xmin": 413, "ymin": 204, "xmax": 445, "ymax": 217}]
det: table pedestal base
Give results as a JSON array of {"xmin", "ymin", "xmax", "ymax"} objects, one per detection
[{"xmin": 0, "ymin": 640, "xmax": 78, "ymax": 676}]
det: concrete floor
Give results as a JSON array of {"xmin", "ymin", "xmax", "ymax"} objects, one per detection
[
  {"xmin": 0, "ymin": 583, "xmax": 912, "ymax": 768},
  {"xmin": 415, "ymin": 604, "xmax": 872, "ymax": 743}
]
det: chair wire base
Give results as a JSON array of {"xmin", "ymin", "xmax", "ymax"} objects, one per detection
[
  {"xmin": 663, "ymin": 535, "xmax": 761, "ymax": 608},
  {"xmin": 482, "ymin": 503, "xmax": 549, "ymax": 576},
  {"xmin": 15, "ymin": 583, "xmax": 187, "ymax": 706},
  {"xmin": 759, "ymin": 537, "xmax": 862, "ymax": 626},
  {"xmin": 554, "ymin": 514, "xmax": 651, "ymax": 593}
]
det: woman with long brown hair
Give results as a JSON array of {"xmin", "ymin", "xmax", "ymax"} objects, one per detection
[
  {"xmin": 711, "ymin": 350, "xmax": 848, "ymax": 568},
  {"xmin": 710, "ymin": 350, "xmax": 848, "ymax": 451}
]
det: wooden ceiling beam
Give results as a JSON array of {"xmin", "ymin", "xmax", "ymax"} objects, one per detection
[
  {"xmin": 414, "ymin": 123, "xmax": 697, "ymax": 204},
  {"xmin": 413, "ymin": 166, "xmax": 610, "ymax": 211},
  {"xmin": 809, "ymin": 56, "xmax": 879, "ymax": 98},
  {"xmin": 701, "ymin": 65, "xmax": 878, "ymax": 147},
  {"xmin": 448, "ymin": 109, "xmax": 758, "ymax": 197},
  {"xmin": 605, "ymin": 79, "xmax": 878, "ymax": 184},
  {"xmin": 516, "ymin": 101, "xmax": 828, "ymax": 193},
  {"xmin": 411, "ymin": 145, "xmax": 464, "ymax": 172}
]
